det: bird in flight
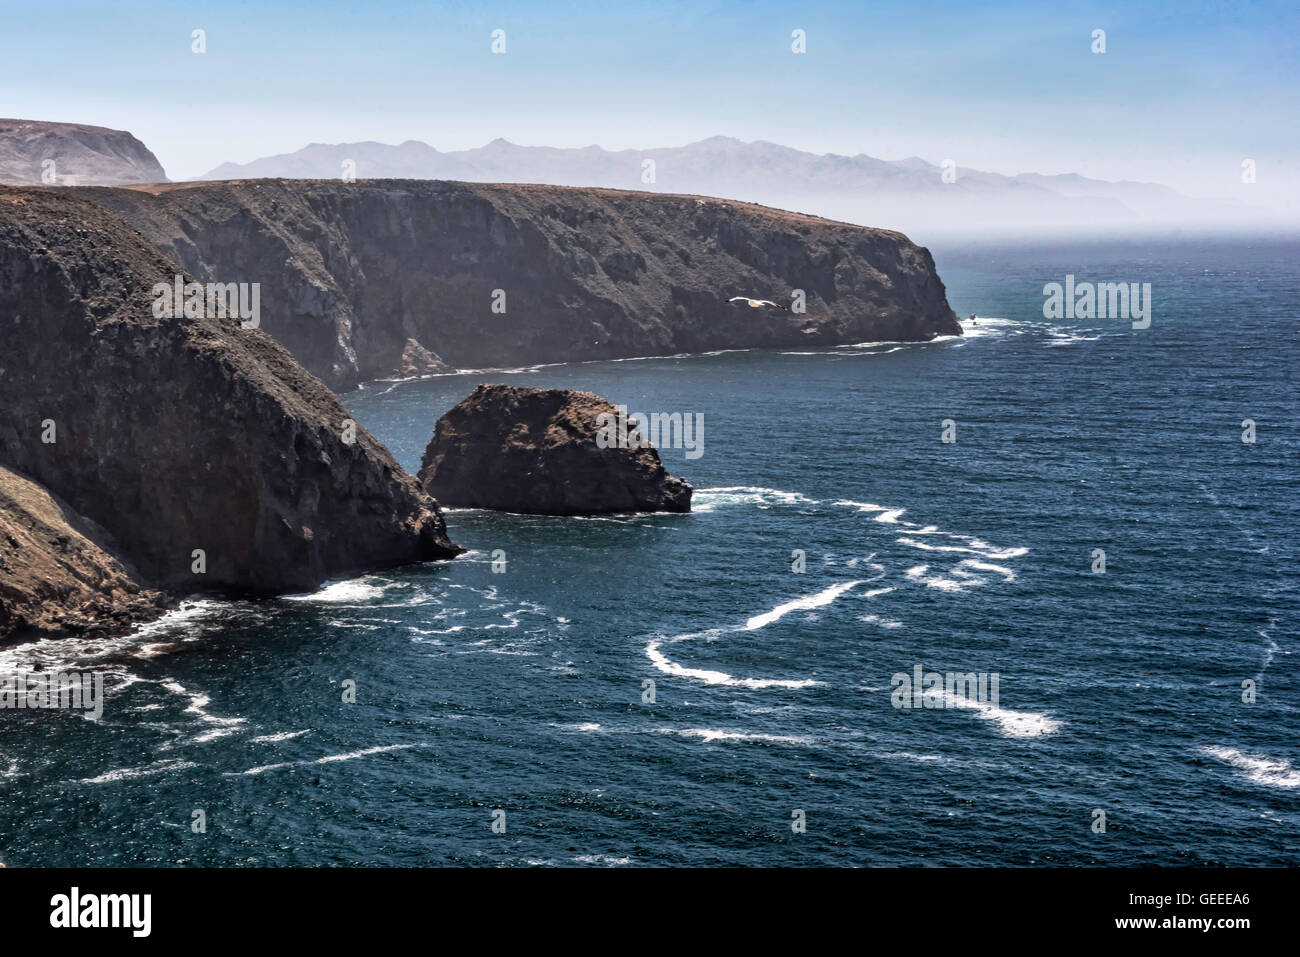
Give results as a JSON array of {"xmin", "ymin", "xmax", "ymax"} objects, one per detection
[{"xmin": 728, "ymin": 296, "xmax": 788, "ymax": 310}]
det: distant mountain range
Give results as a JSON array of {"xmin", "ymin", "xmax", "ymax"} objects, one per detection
[
  {"xmin": 0, "ymin": 119, "xmax": 1269, "ymax": 233},
  {"xmin": 199, "ymin": 135, "xmax": 1258, "ymax": 234}
]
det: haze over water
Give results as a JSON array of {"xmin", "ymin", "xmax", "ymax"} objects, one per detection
[{"xmin": 1, "ymin": 235, "xmax": 1295, "ymax": 866}]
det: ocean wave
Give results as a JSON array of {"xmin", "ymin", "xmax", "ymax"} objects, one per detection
[
  {"xmin": 0, "ymin": 600, "xmax": 227, "ymax": 677},
  {"xmin": 249, "ymin": 730, "xmax": 312, "ymax": 744},
  {"xmin": 896, "ymin": 537, "xmax": 1029, "ymax": 560},
  {"xmin": 860, "ymin": 613, "xmax": 904, "ymax": 629},
  {"xmin": 955, "ymin": 316, "xmax": 1020, "ymax": 340},
  {"xmin": 744, "ymin": 580, "xmax": 866, "ymax": 631},
  {"xmin": 922, "ymin": 687, "xmax": 1061, "ymax": 738},
  {"xmin": 1201, "ymin": 746, "xmax": 1300, "ymax": 789},
  {"xmin": 283, "ymin": 576, "xmax": 399, "ymax": 604},
  {"xmin": 78, "ymin": 758, "xmax": 198, "ymax": 785},
  {"xmin": 228, "ymin": 743, "xmax": 419, "ymax": 777},
  {"xmin": 645, "ymin": 573, "xmax": 884, "ymax": 688},
  {"xmin": 905, "ymin": 559, "xmax": 1018, "ymax": 592},
  {"xmin": 659, "ymin": 727, "xmax": 816, "ymax": 746},
  {"xmin": 693, "ymin": 486, "xmax": 819, "ymax": 511},
  {"xmin": 779, "ymin": 345, "xmax": 907, "ymax": 356},
  {"xmin": 645, "ymin": 636, "xmax": 820, "ymax": 689},
  {"xmin": 832, "ymin": 500, "xmax": 887, "ymax": 512},
  {"xmin": 159, "ymin": 680, "xmax": 246, "ymax": 728}
]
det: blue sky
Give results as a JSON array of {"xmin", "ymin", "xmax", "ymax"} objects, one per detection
[{"xmin": 1, "ymin": 0, "xmax": 1296, "ymax": 201}]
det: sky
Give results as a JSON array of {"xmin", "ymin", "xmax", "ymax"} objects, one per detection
[{"xmin": 1, "ymin": 0, "xmax": 1296, "ymax": 207}]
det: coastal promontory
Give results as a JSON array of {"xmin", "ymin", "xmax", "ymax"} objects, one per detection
[
  {"xmin": 0, "ymin": 186, "xmax": 460, "ymax": 636},
  {"xmin": 81, "ymin": 179, "xmax": 962, "ymax": 390}
]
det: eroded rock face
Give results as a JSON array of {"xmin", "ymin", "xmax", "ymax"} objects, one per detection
[
  {"xmin": 419, "ymin": 385, "xmax": 692, "ymax": 515},
  {"xmin": 398, "ymin": 338, "xmax": 453, "ymax": 377},
  {"xmin": 0, "ymin": 186, "xmax": 460, "ymax": 607},
  {"xmin": 0, "ymin": 119, "xmax": 167, "ymax": 186},
  {"xmin": 79, "ymin": 180, "xmax": 961, "ymax": 390},
  {"xmin": 0, "ymin": 466, "xmax": 172, "ymax": 643}
]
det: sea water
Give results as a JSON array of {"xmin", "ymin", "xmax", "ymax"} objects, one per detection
[{"xmin": 1, "ymin": 236, "xmax": 1295, "ymax": 866}]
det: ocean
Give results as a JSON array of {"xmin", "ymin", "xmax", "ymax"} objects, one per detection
[{"xmin": 2, "ymin": 236, "xmax": 1296, "ymax": 866}]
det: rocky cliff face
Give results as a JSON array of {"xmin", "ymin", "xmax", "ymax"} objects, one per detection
[
  {"xmin": 80, "ymin": 180, "xmax": 961, "ymax": 390},
  {"xmin": 0, "ymin": 119, "xmax": 167, "ymax": 186},
  {"xmin": 419, "ymin": 385, "xmax": 692, "ymax": 515},
  {"xmin": 0, "ymin": 466, "xmax": 172, "ymax": 642},
  {"xmin": 0, "ymin": 187, "xmax": 459, "ymax": 616}
]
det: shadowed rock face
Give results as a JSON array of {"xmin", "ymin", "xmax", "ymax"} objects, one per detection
[
  {"xmin": 79, "ymin": 179, "xmax": 961, "ymax": 390},
  {"xmin": 0, "ymin": 119, "xmax": 167, "ymax": 186},
  {"xmin": 0, "ymin": 186, "xmax": 460, "ymax": 609},
  {"xmin": 0, "ymin": 466, "xmax": 172, "ymax": 643},
  {"xmin": 419, "ymin": 385, "xmax": 693, "ymax": 515}
]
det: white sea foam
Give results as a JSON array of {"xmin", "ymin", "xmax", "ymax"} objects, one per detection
[
  {"xmin": 924, "ymin": 687, "xmax": 1061, "ymax": 738},
  {"xmin": 832, "ymin": 500, "xmax": 887, "ymax": 513},
  {"xmin": 1201, "ymin": 746, "xmax": 1300, "ymax": 789},
  {"xmin": 905, "ymin": 560, "xmax": 1017, "ymax": 592},
  {"xmin": 955, "ymin": 316, "xmax": 1019, "ymax": 340},
  {"xmin": 79, "ymin": 759, "xmax": 198, "ymax": 785},
  {"xmin": 744, "ymin": 580, "xmax": 864, "ymax": 631},
  {"xmin": 661, "ymin": 727, "xmax": 815, "ymax": 746},
  {"xmin": 284, "ymin": 577, "xmax": 393, "ymax": 604},
  {"xmin": 250, "ymin": 730, "xmax": 311, "ymax": 744},
  {"xmin": 229, "ymin": 744, "xmax": 418, "ymax": 777},
  {"xmin": 159, "ymin": 680, "xmax": 246, "ymax": 728},
  {"xmin": 780, "ymin": 345, "xmax": 907, "ymax": 356},
  {"xmin": 644, "ymin": 491, "xmax": 1024, "ymax": 697},
  {"xmin": 905, "ymin": 565, "xmax": 967, "ymax": 592},
  {"xmin": 873, "ymin": 750, "xmax": 948, "ymax": 763},
  {"xmin": 860, "ymin": 614, "xmax": 904, "ymax": 629},
  {"xmin": 644, "ymin": 637, "xmax": 819, "ymax": 689},
  {"xmin": 897, "ymin": 537, "xmax": 1029, "ymax": 560},
  {"xmin": 958, "ymin": 559, "xmax": 1018, "ymax": 582},
  {"xmin": 693, "ymin": 486, "xmax": 818, "ymax": 511},
  {"xmin": 0, "ymin": 600, "xmax": 224, "ymax": 677},
  {"xmin": 189, "ymin": 727, "xmax": 242, "ymax": 744}
]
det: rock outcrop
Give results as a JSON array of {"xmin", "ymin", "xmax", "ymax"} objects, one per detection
[
  {"xmin": 0, "ymin": 119, "xmax": 167, "ymax": 186},
  {"xmin": 78, "ymin": 179, "xmax": 961, "ymax": 390},
  {"xmin": 419, "ymin": 385, "xmax": 692, "ymax": 515},
  {"xmin": 0, "ymin": 186, "xmax": 460, "ymax": 622},
  {"xmin": 0, "ymin": 466, "xmax": 172, "ymax": 642}
]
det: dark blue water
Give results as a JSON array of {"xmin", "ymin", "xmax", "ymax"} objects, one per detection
[{"xmin": 2, "ymin": 236, "xmax": 1296, "ymax": 866}]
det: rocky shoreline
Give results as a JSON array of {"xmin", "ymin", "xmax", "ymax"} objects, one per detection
[
  {"xmin": 0, "ymin": 187, "xmax": 460, "ymax": 642},
  {"xmin": 0, "ymin": 178, "xmax": 959, "ymax": 643}
]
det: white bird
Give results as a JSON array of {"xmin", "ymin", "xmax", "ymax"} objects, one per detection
[{"xmin": 728, "ymin": 296, "xmax": 788, "ymax": 310}]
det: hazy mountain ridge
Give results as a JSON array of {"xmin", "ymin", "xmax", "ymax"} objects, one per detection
[{"xmin": 198, "ymin": 135, "xmax": 1254, "ymax": 233}]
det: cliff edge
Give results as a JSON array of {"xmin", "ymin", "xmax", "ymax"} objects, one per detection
[
  {"xmin": 81, "ymin": 179, "xmax": 962, "ymax": 390},
  {"xmin": 0, "ymin": 186, "xmax": 459, "ymax": 628}
]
